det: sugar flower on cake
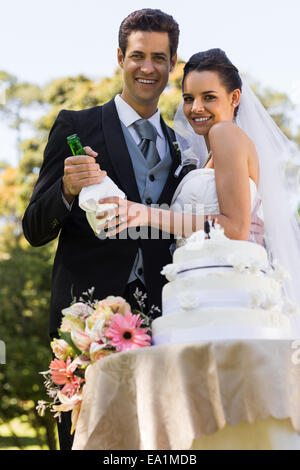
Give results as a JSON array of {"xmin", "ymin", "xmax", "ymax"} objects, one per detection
[
  {"xmin": 248, "ymin": 265, "xmax": 264, "ymax": 276},
  {"xmin": 250, "ymin": 288, "xmax": 282, "ymax": 311},
  {"xmin": 185, "ymin": 229, "xmax": 206, "ymax": 250},
  {"xmin": 263, "ymin": 291, "xmax": 282, "ymax": 311},
  {"xmin": 250, "ymin": 289, "xmax": 267, "ymax": 309},
  {"xmin": 234, "ymin": 263, "xmax": 247, "ymax": 273},
  {"xmin": 179, "ymin": 291, "xmax": 199, "ymax": 310},
  {"xmin": 226, "ymin": 249, "xmax": 267, "ymax": 274},
  {"xmin": 208, "ymin": 223, "xmax": 225, "ymax": 241},
  {"xmin": 226, "ymin": 252, "xmax": 248, "ymax": 272},
  {"xmin": 283, "ymin": 299, "xmax": 300, "ymax": 316},
  {"xmin": 161, "ymin": 263, "xmax": 181, "ymax": 281},
  {"xmin": 270, "ymin": 259, "xmax": 291, "ymax": 282},
  {"xmin": 104, "ymin": 311, "xmax": 151, "ymax": 352}
]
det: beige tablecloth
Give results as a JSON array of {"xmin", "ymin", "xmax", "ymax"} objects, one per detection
[{"xmin": 72, "ymin": 340, "xmax": 300, "ymax": 450}]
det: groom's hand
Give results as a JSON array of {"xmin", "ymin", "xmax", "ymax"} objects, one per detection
[{"xmin": 62, "ymin": 146, "xmax": 106, "ymax": 203}]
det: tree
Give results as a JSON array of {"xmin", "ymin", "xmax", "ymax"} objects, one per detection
[{"xmin": 0, "ymin": 71, "xmax": 46, "ymax": 163}]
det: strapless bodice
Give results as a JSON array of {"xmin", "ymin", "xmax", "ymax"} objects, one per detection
[{"xmin": 171, "ymin": 168, "xmax": 258, "ymax": 215}]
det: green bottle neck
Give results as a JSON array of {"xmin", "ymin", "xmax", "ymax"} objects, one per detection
[{"xmin": 67, "ymin": 138, "xmax": 85, "ymax": 156}]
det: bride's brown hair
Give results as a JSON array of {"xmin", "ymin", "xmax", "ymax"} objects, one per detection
[{"xmin": 182, "ymin": 48, "xmax": 242, "ymax": 117}]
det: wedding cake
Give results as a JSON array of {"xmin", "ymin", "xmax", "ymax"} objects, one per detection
[{"xmin": 152, "ymin": 226, "xmax": 295, "ymax": 345}]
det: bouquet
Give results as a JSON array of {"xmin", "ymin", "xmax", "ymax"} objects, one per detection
[{"xmin": 37, "ymin": 288, "xmax": 155, "ymax": 434}]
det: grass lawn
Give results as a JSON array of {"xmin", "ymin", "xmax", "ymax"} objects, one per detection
[{"xmin": 0, "ymin": 416, "xmax": 53, "ymax": 450}]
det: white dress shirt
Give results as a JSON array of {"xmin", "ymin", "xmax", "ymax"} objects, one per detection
[{"xmin": 114, "ymin": 94, "xmax": 167, "ymax": 160}]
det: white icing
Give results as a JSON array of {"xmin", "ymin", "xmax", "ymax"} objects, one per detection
[
  {"xmin": 152, "ymin": 308, "xmax": 291, "ymax": 333},
  {"xmin": 152, "ymin": 228, "xmax": 292, "ymax": 344},
  {"xmin": 174, "ymin": 236, "xmax": 269, "ymax": 270}
]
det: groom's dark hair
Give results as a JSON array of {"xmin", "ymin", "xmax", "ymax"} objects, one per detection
[{"xmin": 119, "ymin": 9, "xmax": 179, "ymax": 59}]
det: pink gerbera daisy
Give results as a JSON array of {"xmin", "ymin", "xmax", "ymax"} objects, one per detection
[
  {"xmin": 61, "ymin": 376, "xmax": 84, "ymax": 398},
  {"xmin": 104, "ymin": 311, "xmax": 151, "ymax": 352},
  {"xmin": 49, "ymin": 356, "xmax": 77, "ymax": 385}
]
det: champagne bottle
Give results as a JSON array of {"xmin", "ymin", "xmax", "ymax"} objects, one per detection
[{"xmin": 67, "ymin": 134, "xmax": 86, "ymax": 156}]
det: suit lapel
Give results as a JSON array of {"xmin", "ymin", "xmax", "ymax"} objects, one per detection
[
  {"xmin": 157, "ymin": 118, "xmax": 182, "ymax": 206},
  {"xmin": 102, "ymin": 99, "xmax": 141, "ymax": 202}
]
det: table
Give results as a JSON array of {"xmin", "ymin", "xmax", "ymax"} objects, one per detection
[{"xmin": 72, "ymin": 339, "xmax": 300, "ymax": 450}]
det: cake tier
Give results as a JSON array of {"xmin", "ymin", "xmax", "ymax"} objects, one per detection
[
  {"xmin": 152, "ymin": 307, "xmax": 292, "ymax": 345},
  {"xmin": 174, "ymin": 238, "xmax": 269, "ymax": 270},
  {"xmin": 157, "ymin": 229, "xmax": 294, "ymax": 345},
  {"xmin": 162, "ymin": 270, "xmax": 283, "ymax": 313}
]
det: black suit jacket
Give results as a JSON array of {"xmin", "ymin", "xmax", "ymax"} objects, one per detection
[{"xmin": 22, "ymin": 99, "xmax": 182, "ymax": 335}]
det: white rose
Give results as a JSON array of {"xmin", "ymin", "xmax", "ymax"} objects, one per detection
[
  {"xmin": 284, "ymin": 299, "xmax": 300, "ymax": 316},
  {"xmin": 234, "ymin": 263, "xmax": 247, "ymax": 273},
  {"xmin": 179, "ymin": 292, "xmax": 199, "ymax": 310},
  {"xmin": 250, "ymin": 289, "xmax": 267, "ymax": 309},
  {"xmin": 185, "ymin": 230, "xmax": 206, "ymax": 250},
  {"xmin": 271, "ymin": 259, "xmax": 291, "ymax": 282},
  {"xmin": 62, "ymin": 302, "xmax": 94, "ymax": 320},
  {"xmin": 209, "ymin": 224, "xmax": 225, "ymax": 241},
  {"xmin": 227, "ymin": 252, "xmax": 245, "ymax": 267},
  {"xmin": 161, "ymin": 264, "xmax": 180, "ymax": 281}
]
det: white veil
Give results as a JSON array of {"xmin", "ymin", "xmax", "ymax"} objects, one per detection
[{"xmin": 173, "ymin": 79, "xmax": 300, "ymax": 333}]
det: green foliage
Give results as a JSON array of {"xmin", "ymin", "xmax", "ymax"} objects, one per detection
[
  {"xmin": 0, "ymin": 229, "xmax": 57, "ymax": 448},
  {"xmin": 44, "ymin": 75, "xmax": 98, "ymax": 109}
]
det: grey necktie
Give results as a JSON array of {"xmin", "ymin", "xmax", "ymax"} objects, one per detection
[{"xmin": 133, "ymin": 119, "xmax": 160, "ymax": 168}]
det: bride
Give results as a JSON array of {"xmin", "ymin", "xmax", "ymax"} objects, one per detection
[
  {"xmin": 98, "ymin": 48, "xmax": 300, "ymax": 332},
  {"xmin": 170, "ymin": 48, "xmax": 262, "ymax": 244}
]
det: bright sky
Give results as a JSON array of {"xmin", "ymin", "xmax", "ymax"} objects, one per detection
[{"xmin": 1, "ymin": 0, "xmax": 300, "ymax": 166}]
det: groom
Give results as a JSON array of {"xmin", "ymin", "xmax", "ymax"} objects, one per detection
[{"xmin": 22, "ymin": 9, "xmax": 180, "ymax": 449}]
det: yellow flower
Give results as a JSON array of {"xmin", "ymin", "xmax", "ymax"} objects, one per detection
[
  {"xmin": 90, "ymin": 348, "xmax": 111, "ymax": 363},
  {"xmin": 50, "ymin": 338, "xmax": 74, "ymax": 360},
  {"xmin": 90, "ymin": 304, "xmax": 114, "ymax": 324},
  {"xmin": 60, "ymin": 315, "xmax": 85, "ymax": 333},
  {"xmin": 97, "ymin": 296, "xmax": 131, "ymax": 315}
]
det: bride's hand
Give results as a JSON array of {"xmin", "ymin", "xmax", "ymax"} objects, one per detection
[{"xmin": 96, "ymin": 197, "xmax": 150, "ymax": 237}]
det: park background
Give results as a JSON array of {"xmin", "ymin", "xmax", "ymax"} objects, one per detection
[{"xmin": 0, "ymin": 0, "xmax": 299, "ymax": 449}]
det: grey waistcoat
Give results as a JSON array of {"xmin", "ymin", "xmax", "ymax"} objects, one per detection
[{"xmin": 120, "ymin": 121, "xmax": 173, "ymax": 285}]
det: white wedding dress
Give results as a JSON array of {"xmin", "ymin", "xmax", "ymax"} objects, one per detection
[{"xmin": 171, "ymin": 167, "xmax": 264, "ymax": 245}]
